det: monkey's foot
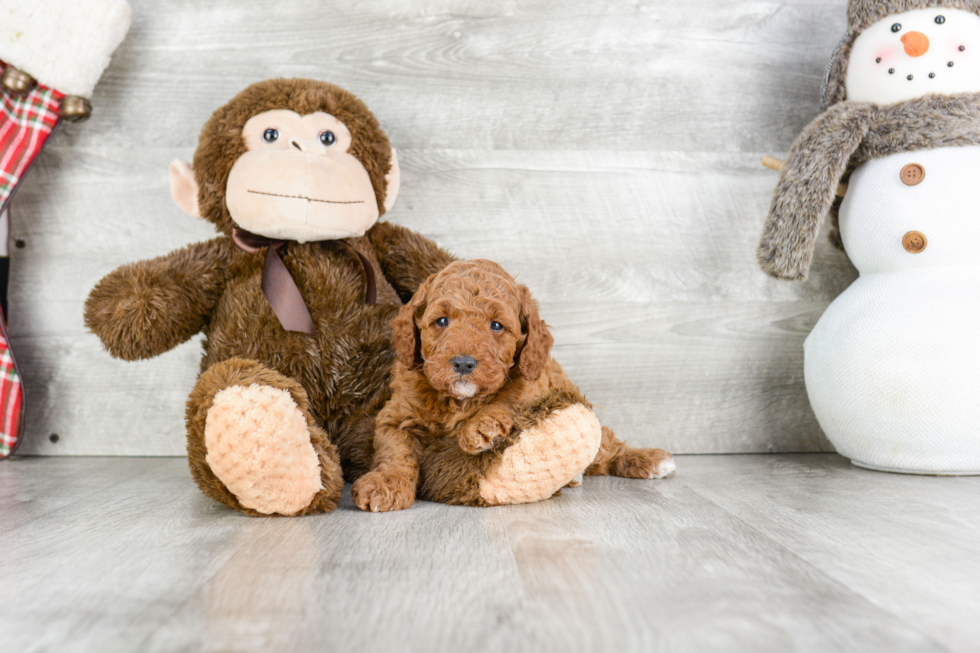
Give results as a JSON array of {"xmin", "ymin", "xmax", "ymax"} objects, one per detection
[
  {"xmin": 479, "ymin": 404, "xmax": 602, "ymax": 506},
  {"xmin": 204, "ymin": 383, "xmax": 323, "ymax": 516}
]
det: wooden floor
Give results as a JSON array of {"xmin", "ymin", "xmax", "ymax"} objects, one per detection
[{"xmin": 1, "ymin": 454, "xmax": 978, "ymax": 653}]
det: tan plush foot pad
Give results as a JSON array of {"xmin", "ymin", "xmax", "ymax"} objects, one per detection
[
  {"xmin": 204, "ymin": 384, "xmax": 322, "ymax": 516},
  {"xmin": 479, "ymin": 404, "xmax": 602, "ymax": 506}
]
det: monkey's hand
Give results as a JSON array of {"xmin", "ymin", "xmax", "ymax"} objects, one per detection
[
  {"xmin": 458, "ymin": 405, "xmax": 514, "ymax": 454},
  {"xmin": 84, "ymin": 238, "xmax": 231, "ymax": 361}
]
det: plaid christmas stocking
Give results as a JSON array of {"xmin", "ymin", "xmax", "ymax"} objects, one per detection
[
  {"xmin": 0, "ymin": 0, "xmax": 131, "ymax": 458},
  {"xmin": 0, "ymin": 67, "xmax": 62, "ymax": 458},
  {"xmin": 0, "ymin": 281, "xmax": 23, "ymax": 458},
  {"xmin": 0, "ymin": 69, "xmax": 63, "ymax": 215}
]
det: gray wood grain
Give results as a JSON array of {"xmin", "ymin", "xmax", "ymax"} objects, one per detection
[
  {"xmin": 7, "ymin": 0, "xmax": 857, "ymax": 454},
  {"xmin": 2, "ymin": 454, "xmax": 975, "ymax": 653}
]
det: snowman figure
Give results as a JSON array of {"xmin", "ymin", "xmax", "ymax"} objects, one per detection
[{"xmin": 758, "ymin": 0, "xmax": 980, "ymax": 474}]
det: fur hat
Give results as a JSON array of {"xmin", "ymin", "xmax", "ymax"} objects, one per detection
[{"xmin": 822, "ymin": 0, "xmax": 980, "ymax": 107}]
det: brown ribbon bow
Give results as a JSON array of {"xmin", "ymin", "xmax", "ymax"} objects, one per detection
[{"xmin": 232, "ymin": 227, "xmax": 377, "ymax": 335}]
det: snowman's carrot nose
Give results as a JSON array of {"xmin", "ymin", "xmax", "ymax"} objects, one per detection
[{"xmin": 902, "ymin": 31, "xmax": 930, "ymax": 57}]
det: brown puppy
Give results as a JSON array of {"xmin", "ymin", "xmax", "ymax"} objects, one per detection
[{"xmin": 352, "ymin": 259, "xmax": 675, "ymax": 512}]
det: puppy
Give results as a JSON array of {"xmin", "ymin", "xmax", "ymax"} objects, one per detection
[{"xmin": 352, "ymin": 259, "xmax": 674, "ymax": 512}]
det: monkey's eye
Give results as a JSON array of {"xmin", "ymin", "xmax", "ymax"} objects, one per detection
[
  {"xmin": 936, "ymin": 15, "xmax": 946, "ymax": 24},
  {"xmin": 892, "ymin": 23, "xmax": 902, "ymax": 32},
  {"xmin": 319, "ymin": 130, "xmax": 336, "ymax": 146},
  {"xmin": 436, "ymin": 317, "xmax": 449, "ymax": 328},
  {"xmin": 490, "ymin": 321, "xmax": 503, "ymax": 332},
  {"xmin": 263, "ymin": 128, "xmax": 279, "ymax": 143}
]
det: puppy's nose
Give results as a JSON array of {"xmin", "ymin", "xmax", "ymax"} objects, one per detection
[{"xmin": 451, "ymin": 356, "xmax": 478, "ymax": 375}]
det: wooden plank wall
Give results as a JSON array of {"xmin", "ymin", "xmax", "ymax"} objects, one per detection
[{"xmin": 8, "ymin": 0, "xmax": 856, "ymax": 456}]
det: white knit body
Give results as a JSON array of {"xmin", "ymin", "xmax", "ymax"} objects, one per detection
[{"xmin": 804, "ymin": 145, "xmax": 980, "ymax": 474}]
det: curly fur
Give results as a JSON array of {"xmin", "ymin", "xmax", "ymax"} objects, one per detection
[{"xmin": 351, "ymin": 260, "xmax": 673, "ymax": 511}]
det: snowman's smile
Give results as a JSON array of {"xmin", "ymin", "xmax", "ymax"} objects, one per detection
[{"xmin": 879, "ymin": 37, "xmax": 963, "ymax": 82}]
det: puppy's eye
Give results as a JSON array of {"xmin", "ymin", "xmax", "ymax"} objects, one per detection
[
  {"xmin": 490, "ymin": 321, "xmax": 503, "ymax": 332},
  {"xmin": 936, "ymin": 15, "xmax": 946, "ymax": 24},
  {"xmin": 263, "ymin": 128, "xmax": 279, "ymax": 143},
  {"xmin": 319, "ymin": 130, "xmax": 336, "ymax": 146},
  {"xmin": 891, "ymin": 23, "xmax": 902, "ymax": 33},
  {"xmin": 436, "ymin": 317, "xmax": 449, "ymax": 328}
]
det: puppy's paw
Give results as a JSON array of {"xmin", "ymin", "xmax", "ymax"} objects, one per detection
[
  {"xmin": 565, "ymin": 473, "xmax": 584, "ymax": 488},
  {"xmin": 459, "ymin": 412, "xmax": 512, "ymax": 454},
  {"xmin": 352, "ymin": 471, "xmax": 416, "ymax": 512},
  {"xmin": 613, "ymin": 448, "xmax": 676, "ymax": 480}
]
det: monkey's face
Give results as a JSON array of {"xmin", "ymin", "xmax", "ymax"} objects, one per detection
[{"xmin": 225, "ymin": 110, "xmax": 380, "ymax": 242}]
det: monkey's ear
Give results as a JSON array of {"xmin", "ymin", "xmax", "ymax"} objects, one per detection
[
  {"xmin": 383, "ymin": 147, "xmax": 400, "ymax": 214},
  {"xmin": 169, "ymin": 159, "xmax": 202, "ymax": 219}
]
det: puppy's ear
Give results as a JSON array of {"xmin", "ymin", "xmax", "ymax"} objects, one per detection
[
  {"xmin": 392, "ymin": 277, "xmax": 430, "ymax": 369},
  {"xmin": 515, "ymin": 285, "xmax": 554, "ymax": 381}
]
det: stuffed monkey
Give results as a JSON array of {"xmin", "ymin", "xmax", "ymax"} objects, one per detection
[{"xmin": 86, "ymin": 79, "xmax": 454, "ymax": 515}]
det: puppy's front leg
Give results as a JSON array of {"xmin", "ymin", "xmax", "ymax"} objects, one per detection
[
  {"xmin": 586, "ymin": 426, "xmax": 676, "ymax": 480},
  {"xmin": 458, "ymin": 405, "xmax": 513, "ymax": 454},
  {"xmin": 352, "ymin": 401, "xmax": 422, "ymax": 512}
]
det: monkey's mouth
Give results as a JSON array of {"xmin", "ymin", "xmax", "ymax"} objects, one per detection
[{"xmin": 247, "ymin": 190, "xmax": 364, "ymax": 205}]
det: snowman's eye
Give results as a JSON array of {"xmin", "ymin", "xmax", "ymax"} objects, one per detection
[
  {"xmin": 892, "ymin": 23, "xmax": 902, "ymax": 33},
  {"xmin": 935, "ymin": 15, "xmax": 946, "ymax": 25}
]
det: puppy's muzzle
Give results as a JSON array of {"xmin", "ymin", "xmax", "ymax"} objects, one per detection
[{"xmin": 451, "ymin": 356, "xmax": 478, "ymax": 376}]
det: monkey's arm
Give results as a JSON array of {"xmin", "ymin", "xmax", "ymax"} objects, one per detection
[
  {"xmin": 366, "ymin": 221, "xmax": 456, "ymax": 303},
  {"xmin": 84, "ymin": 238, "xmax": 233, "ymax": 361},
  {"xmin": 757, "ymin": 102, "xmax": 876, "ymax": 281}
]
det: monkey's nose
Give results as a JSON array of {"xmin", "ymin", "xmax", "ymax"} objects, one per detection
[
  {"xmin": 451, "ymin": 356, "xmax": 478, "ymax": 375},
  {"xmin": 902, "ymin": 31, "xmax": 930, "ymax": 57},
  {"xmin": 289, "ymin": 139, "xmax": 320, "ymax": 152}
]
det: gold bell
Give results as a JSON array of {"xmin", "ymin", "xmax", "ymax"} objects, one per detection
[
  {"xmin": 59, "ymin": 96, "xmax": 92, "ymax": 123},
  {"xmin": 1, "ymin": 67, "xmax": 37, "ymax": 96}
]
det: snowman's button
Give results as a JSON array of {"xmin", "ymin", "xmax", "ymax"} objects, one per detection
[
  {"xmin": 900, "ymin": 163, "xmax": 925, "ymax": 186},
  {"xmin": 902, "ymin": 231, "xmax": 928, "ymax": 253}
]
